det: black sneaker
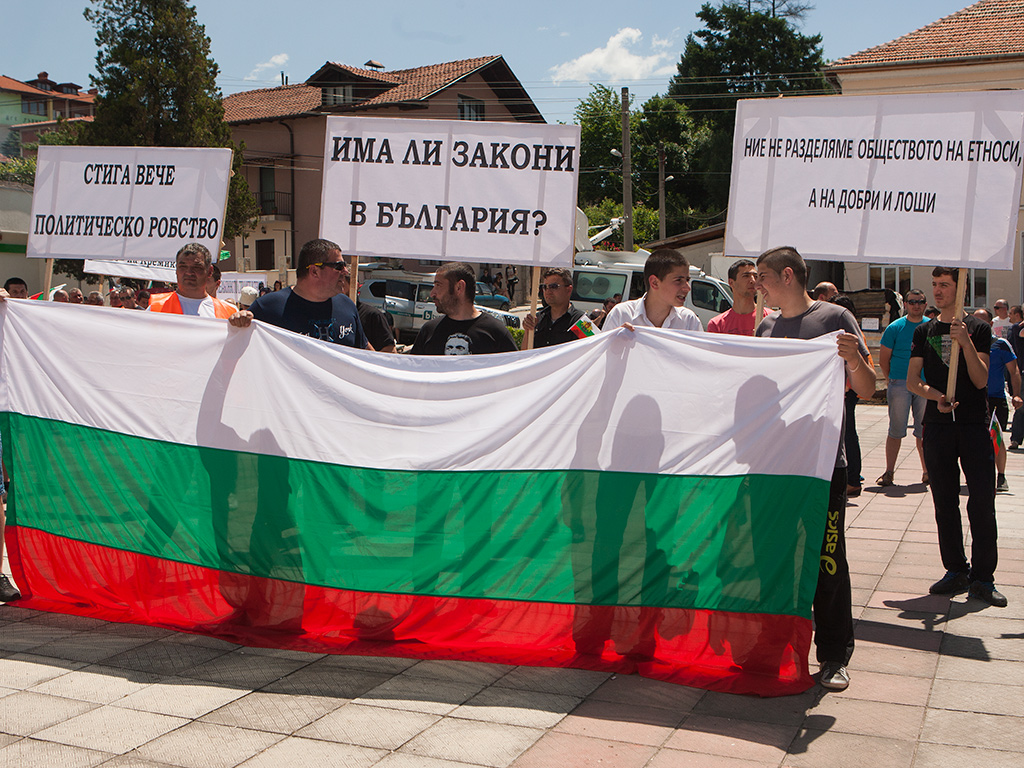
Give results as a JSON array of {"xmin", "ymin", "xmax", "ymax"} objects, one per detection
[
  {"xmin": 996, "ymin": 475, "xmax": 1010, "ymax": 493},
  {"xmin": 968, "ymin": 581, "xmax": 1008, "ymax": 608},
  {"xmin": 819, "ymin": 662, "xmax": 850, "ymax": 691},
  {"xmin": 0, "ymin": 574, "xmax": 20, "ymax": 602},
  {"xmin": 929, "ymin": 570, "xmax": 969, "ymax": 595}
]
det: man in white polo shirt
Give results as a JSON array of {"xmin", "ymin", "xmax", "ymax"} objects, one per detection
[{"xmin": 602, "ymin": 250, "xmax": 702, "ymax": 332}]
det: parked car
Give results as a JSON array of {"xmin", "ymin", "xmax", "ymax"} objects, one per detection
[
  {"xmin": 475, "ymin": 284, "xmax": 512, "ymax": 311},
  {"xmin": 476, "ymin": 304, "xmax": 520, "ymax": 329}
]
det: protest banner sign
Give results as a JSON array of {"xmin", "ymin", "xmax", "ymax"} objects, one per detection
[
  {"xmin": 2, "ymin": 300, "xmax": 845, "ymax": 696},
  {"xmin": 218, "ymin": 271, "xmax": 273, "ymax": 304},
  {"xmin": 319, "ymin": 117, "xmax": 580, "ymax": 269},
  {"xmin": 28, "ymin": 146, "xmax": 232, "ymax": 263},
  {"xmin": 83, "ymin": 258, "xmax": 176, "ymax": 283},
  {"xmin": 726, "ymin": 91, "xmax": 1024, "ymax": 269}
]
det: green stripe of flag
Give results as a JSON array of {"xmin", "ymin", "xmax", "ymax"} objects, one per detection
[{"xmin": 5, "ymin": 413, "xmax": 827, "ymax": 618}]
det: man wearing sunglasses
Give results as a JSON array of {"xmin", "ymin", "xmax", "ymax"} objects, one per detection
[
  {"xmin": 876, "ymin": 289, "xmax": 929, "ymax": 487},
  {"xmin": 522, "ymin": 267, "xmax": 597, "ymax": 347},
  {"xmin": 230, "ymin": 239, "xmax": 367, "ymax": 349}
]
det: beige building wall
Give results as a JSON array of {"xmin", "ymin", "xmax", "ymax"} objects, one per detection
[{"xmin": 831, "ymin": 59, "xmax": 1024, "ymax": 308}]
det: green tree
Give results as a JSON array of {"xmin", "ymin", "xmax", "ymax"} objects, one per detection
[
  {"xmin": 574, "ymin": 86, "xmax": 710, "ymax": 242},
  {"xmin": 83, "ymin": 0, "xmax": 259, "ymax": 240},
  {"xmin": 746, "ymin": 0, "xmax": 815, "ymax": 20},
  {"xmin": 0, "ymin": 157, "xmax": 35, "ymax": 185},
  {"xmin": 575, "ymin": 85, "xmax": 635, "ymax": 209},
  {"xmin": 668, "ymin": 1, "xmax": 829, "ymax": 211}
]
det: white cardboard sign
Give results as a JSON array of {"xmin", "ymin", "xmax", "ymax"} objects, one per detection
[
  {"xmin": 320, "ymin": 117, "xmax": 580, "ymax": 267},
  {"xmin": 82, "ymin": 259, "xmax": 176, "ymax": 282},
  {"xmin": 726, "ymin": 91, "xmax": 1024, "ymax": 269},
  {"xmin": 28, "ymin": 146, "xmax": 231, "ymax": 261}
]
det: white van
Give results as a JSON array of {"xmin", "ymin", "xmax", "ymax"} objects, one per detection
[{"xmin": 359, "ymin": 272, "xmax": 436, "ymax": 342}]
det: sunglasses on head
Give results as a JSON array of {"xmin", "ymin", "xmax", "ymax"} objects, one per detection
[
  {"xmin": 906, "ymin": 299, "xmax": 927, "ymax": 306},
  {"xmin": 312, "ymin": 262, "xmax": 347, "ymax": 272},
  {"xmin": 541, "ymin": 283, "xmax": 569, "ymax": 290}
]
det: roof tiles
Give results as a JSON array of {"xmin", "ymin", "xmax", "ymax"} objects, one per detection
[
  {"xmin": 831, "ymin": 0, "xmax": 1024, "ymax": 68},
  {"xmin": 223, "ymin": 56, "xmax": 500, "ymax": 123},
  {"xmin": 0, "ymin": 75, "xmax": 94, "ymax": 102},
  {"xmin": 222, "ymin": 83, "xmax": 323, "ymax": 124}
]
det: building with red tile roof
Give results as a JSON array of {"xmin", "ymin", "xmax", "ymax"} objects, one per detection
[
  {"xmin": 823, "ymin": 0, "xmax": 1024, "ymax": 307},
  {"xmin": 0, "ymin": 72, "xmax": 95, "ymax": 149},
  {"xmin": 223, "ymin": 55, "xmax": 543, "ymax": 275},
  {"xmin": 827, "ymin": 0, "xmax": 1024, "ymax": 94}
]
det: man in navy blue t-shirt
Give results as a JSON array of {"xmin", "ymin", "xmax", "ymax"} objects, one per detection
[{"xmin": 230, "ymin": 239, "xmax": 367, "ymax": 349}]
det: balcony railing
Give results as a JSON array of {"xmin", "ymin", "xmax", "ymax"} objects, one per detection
[{"xmin": 258, "ymin": 191, "xmax": 292, "ymax": 217}]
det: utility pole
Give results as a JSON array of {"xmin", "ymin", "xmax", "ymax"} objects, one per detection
[
  {"xmin": 620, "ymin": 87, "xmax": 633, "ymax": 253},
  {"xmin": 658, "ymin": 142, "xmax": 667, "ymax": 241}
]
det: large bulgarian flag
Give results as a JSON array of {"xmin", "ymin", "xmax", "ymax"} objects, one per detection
[{"xmin": 0, "ymin": 300, "xmax": 845, "ymax": 696}]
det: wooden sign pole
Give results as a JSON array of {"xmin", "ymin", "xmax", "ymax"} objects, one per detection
[
  {"xmin": 754, "ymin": 292, "xmax": 765, "ymax": 332},
  {"xmin": 944, "ymin": 267, "xmax": 969, "ymax": 403},
  {"xmin": 42, "ymin": 258, "xmax": 54, "ymax": 300},
  {"xmin": 349, "ymin": 254, "xmax": 359, "ymax": 302},
  {"xmin": 522, "ymin": 265, "xmax": 541, "ymax": 350}
]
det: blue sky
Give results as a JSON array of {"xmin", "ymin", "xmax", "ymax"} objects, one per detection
[{"xmin": 4, "ymin": 1, "xmax": 974, "ymax": 123}]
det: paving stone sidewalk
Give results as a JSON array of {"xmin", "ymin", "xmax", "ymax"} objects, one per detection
[{"xmin": 1, "ymin": 404, "xmax": 1021, "ymax": 768}]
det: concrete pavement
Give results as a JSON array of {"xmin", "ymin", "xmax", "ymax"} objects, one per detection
[{"xmin": 1, "ymin": 403, "xmax": 1021, "ymax": 767}]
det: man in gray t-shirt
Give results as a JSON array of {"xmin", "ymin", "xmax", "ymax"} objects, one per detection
[{"xmin": 755, "ymin": 247, "xmax": 875, "ymax": 693}]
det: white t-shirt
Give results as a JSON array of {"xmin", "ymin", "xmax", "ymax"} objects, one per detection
[
  {"xmin": 175, "ymin": 294, "xmax": 217, "ymax": 318},
  {"xmin": 993, "ymin": 316, "xmax": 1011, "ymax": 339},
  {"xmin": 603, "ymin": 296, "xmax": 703, "ymax": 332}
]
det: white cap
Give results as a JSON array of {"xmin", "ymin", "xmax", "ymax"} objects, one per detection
[{"xmin": 239, "ymin": 286, "xmax": 259, "ymax": 307}]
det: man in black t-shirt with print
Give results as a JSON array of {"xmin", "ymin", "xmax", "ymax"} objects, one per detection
[
  {"xmin": 908, "ymin": 267, "xmax": 1005, "ymax": 608},
  {"xmin": 411, "ymin": 262, "xmax": 516, "ymax": 356}
]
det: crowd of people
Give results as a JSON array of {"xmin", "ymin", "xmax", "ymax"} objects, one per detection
[{"xmin": 0, "ymin": 239, "xmax": 1012, "ymax": 695}]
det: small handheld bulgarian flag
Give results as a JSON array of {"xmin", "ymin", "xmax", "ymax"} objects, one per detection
[
  {"xmin": 28, "ymin": 284, "xmax": 66, "ymax": 301},
  {"xmin": 570, "ymin": 315, "xmax": 597, "ymax": 339},
  {"xmin": 990, "ymin": 409, "xmax": 1006, "ymax": 454}
]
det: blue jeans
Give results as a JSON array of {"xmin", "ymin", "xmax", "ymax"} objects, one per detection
[{"xmin": 886, "ymin": 379, "xmax": 925, "ymax": 440}]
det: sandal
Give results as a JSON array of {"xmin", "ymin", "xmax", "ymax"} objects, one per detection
[{"xmin": 876, "ymin": 470, "xmax": 895, "ymax": 487}]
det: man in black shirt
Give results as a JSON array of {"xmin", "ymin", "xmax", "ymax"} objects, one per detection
[
  {"xmin": 412, "ymin": 262, "xmax": 516, "ymax": 355},
  {"xmin": 908, "ymin": 267, "xmax": 1005, "ymax": 608},
  {"xmin": 522, "ymin": 267, "xmax": 596, "ymax": 347}
]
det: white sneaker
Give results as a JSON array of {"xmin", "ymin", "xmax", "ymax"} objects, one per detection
[{"xmin": 819, "ymin": 662, "xmax": 850, "ymax": 691}]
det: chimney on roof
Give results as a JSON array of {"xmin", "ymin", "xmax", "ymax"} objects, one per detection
[
  {"xmin": 364, "ymin": 60, "xmax": 384, "ymax": 71},
  {"xmin": 38, "ymin": 72, "xmax": 48, "ymax": 80}
]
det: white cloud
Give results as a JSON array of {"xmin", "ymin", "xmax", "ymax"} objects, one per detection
[
  {"xmin": 246, "ymin": 53, "xmax": 290, "ymax": 82},
  {"xmin": 550, "ymin": 28, "xmax": 676, "ymax": 83}
]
